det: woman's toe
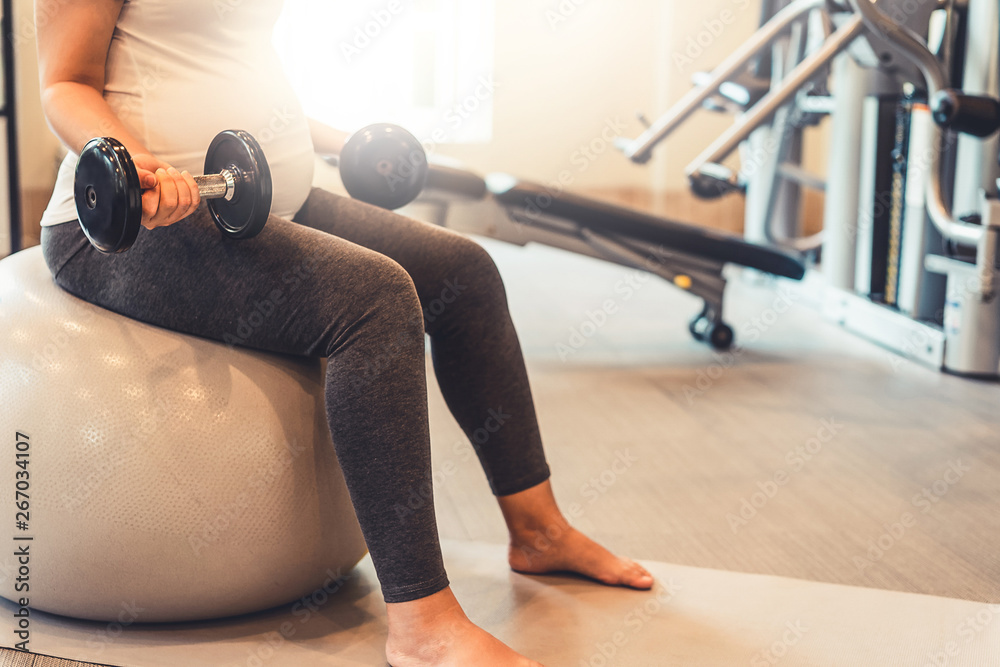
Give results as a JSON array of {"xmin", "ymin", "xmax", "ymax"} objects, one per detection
[{"xmin": 621, "ymin": 560, "xmax": 655, "ymax": 588}]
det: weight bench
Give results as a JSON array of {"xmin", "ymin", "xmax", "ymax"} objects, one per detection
[{"xmin": 409, "ymin": 161, "xmax": 807, "ymax": 349}]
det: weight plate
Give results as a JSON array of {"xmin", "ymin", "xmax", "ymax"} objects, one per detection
[
  {"xmin": 204, "ymin": 130, "xmax": 272, "ymax": 240},
  {"xmin": 74, "ymin": 137, "xmax": 143, "ymax": 254},
  {"xmin": 340, "ymin": 124, "xmax": 428, "ymax": 210}
]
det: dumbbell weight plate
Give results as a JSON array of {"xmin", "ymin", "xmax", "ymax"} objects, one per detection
[
  {"xmin": 340, "ymin": 124, "xmax": 428, "ymax": 210},
  {"xmin": 203, "ymin": 130, "xmax": 272, "ymax": 239},
  {"xmin": 75, "ymin": 137, "xmax": 143, "ymax": 254}
]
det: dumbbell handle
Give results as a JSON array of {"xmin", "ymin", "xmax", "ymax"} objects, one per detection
[
  {"xmin": 191, "ymin": 170, "xmax": 237, "ymax": 201},
  {"xmin": 81, "ymin": 169, "xmax": 238, "ymax": 214}
]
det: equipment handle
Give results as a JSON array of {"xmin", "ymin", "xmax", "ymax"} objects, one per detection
[{"xmin": 930, "ymin": 90, "xmax": 1000, "ymax": 138}]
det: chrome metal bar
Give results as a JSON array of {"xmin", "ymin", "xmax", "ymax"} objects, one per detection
[
  {"xmin": 777, "ymin": 163, "xmax": 826, "ymax": 190},
  {"xmin": 619, "ymin": 0, "xmax": 827, "ymax": 163},
  {"xmin": 193, "ymin": 170, "xmax": 235, "ymax": 201},
  {"xmin": 685, "ymin": 14, "xmax": 865, "ymax": 182},
  {"xmin": 977, "ymin": 191, "xmax": 999, "ymax": 302}
]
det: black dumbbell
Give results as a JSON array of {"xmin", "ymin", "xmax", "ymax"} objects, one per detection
[
  {"xmin": 339, "ymin": 124, "xmax": 429, "ymax": 210},
  {"xmin": 75, "ymin": 129, "xmax": 272, "ymax": 253}
]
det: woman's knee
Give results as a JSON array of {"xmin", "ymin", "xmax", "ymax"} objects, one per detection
[
  {"xmin": 424, "ymin": 235, "xmax": 507, "ymax": 314},
  {"xmin": 327, "ymin": 255, "xmax": 426, "ymax": 394},
  {"xmin": 356, "ymin": 253, "xmax": 425, "ymax": 335}
]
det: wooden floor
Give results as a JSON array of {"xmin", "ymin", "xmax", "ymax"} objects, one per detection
[
  {"xmin": 3, "ymin": 235, "xmax": 998, "ymax": 666},
  {"xmin": 0, "ymin": 652, "xmax": 113, "ymax": 666},
  {"xmin": 429, "ymin": 238, "xmax": 1000, "ymax": 605}
]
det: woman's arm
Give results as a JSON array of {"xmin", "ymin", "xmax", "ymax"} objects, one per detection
[
  {"xmin": 37, "ymin": 0, "xmax": 143, "ymax": 156},
  {"xmin": 308, "ymin": 118, "xmax": 351, "ymax": 155},
  {"xmin": 36, "ymin": 0, "xmax": 200, "ymax": 228}
]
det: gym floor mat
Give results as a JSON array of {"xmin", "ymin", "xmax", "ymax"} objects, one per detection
[{"xmin": 1, "ymin": 539, "xmax": 996, "ymax": 666}]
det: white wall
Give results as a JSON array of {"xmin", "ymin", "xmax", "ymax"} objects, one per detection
[
  {"xmin": 13, "ymin": 0, "xmax": 62, "ymax": 192},
  {"xmin": 440, "ymin": 0, "xmax": 761, "ymax": 192},
  {"xmin": 10, "ymin": 1, "xmax": 766, "ymax": 205}
]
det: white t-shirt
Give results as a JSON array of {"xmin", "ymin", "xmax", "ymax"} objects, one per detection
[{"xmin": 40, "ymin": 0, "xmax": 315, "ymax": 226}]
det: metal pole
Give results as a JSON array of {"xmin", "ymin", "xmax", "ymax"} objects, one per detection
[
  {"xmin": 821, "ymin": 54, "xmax": 869, "ymax": 291},
  {"xmin": 2, "ymin": 0, "xmax": 22, "ymax": 254},
  {"xmin": 684, "ymin": 14, "xmax": 865, "ymax": 181},
  {"xmin": 619, "ymin": 0, "xmax": 827, "ymax": 164}
]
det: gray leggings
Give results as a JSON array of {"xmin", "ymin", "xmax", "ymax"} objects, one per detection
[{"xmin": 40, "ymin": 187, "xmax": 551, "ymax": 604}]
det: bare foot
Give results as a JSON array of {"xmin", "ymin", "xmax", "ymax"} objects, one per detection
[
  {"xmin": 385, "ymin": 587, "xmax": 543, "ymax": 667},
  {"xmin": 498, "ymin": 481, "xmax": 654, "ymax": 590},
  {"xmin": 508, "ymin": 520, "xmax": 654, "ymax": 589}
]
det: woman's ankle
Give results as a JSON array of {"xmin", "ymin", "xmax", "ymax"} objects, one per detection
[
  {"xmin": 385, "ymin": 588, "xmax": 541, "ymax": 667},
  {"xmin": 497, "ymin": 480, "xmax": 568, "ymax": 536},
  {"xmin": 386, "ymin": 587, "xmax": 468, "ymax": 646}
]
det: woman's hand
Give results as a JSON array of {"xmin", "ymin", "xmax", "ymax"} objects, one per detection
[{"xmin": 131, "ymin": 154, "xmax": 202, "ymax": 230}]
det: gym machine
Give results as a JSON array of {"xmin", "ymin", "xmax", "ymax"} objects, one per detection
[
  {"xmin": 315, "ymin": 0, "xmax": 999, "ymax": 367},
  {"xmin": 614, "ymin": 0, "xmax": 1000, "ymax": 378}
]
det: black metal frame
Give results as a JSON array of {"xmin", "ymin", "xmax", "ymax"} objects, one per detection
[{"xmin": 2, "ymin": 0, "xmax": 22, "ymax": 255}]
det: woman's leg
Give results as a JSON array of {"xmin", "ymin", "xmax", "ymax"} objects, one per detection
[
  {"xmin": 293, "ymin": 190, "xmax": 653, "ymax": 589},
  {"xmin": 42, "ymin": 211, "xmax": 447, "ymax": 601},
  {"xmin": 295, "ymin": 188, "xmax": 549, "ymax": 495},
  {"xmin": 40, "ymin": 212, "xmax": 541, "ymax": 666}
]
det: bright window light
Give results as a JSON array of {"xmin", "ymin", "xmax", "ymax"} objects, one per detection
[{"xmin": 273, "ymin": 0, "xmax": 496, "ymax": 143}]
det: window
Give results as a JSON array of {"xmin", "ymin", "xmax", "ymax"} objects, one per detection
[{"xmin": 273, "ymin": 0, "xmax": 496, "ymax": 143}]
